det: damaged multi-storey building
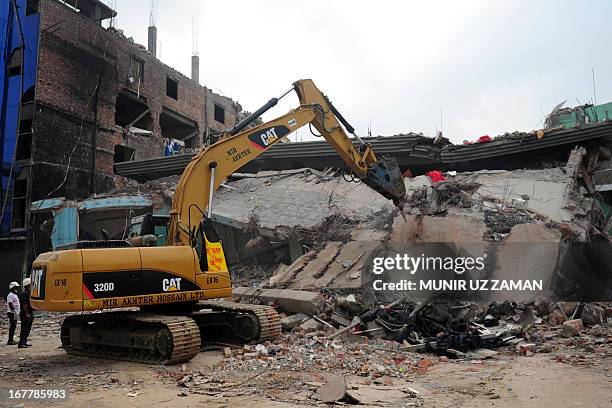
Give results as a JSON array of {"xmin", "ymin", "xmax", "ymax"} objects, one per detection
[{"xmin": 0, "ymin": 0, "xmax": 246, "ymax": 287}]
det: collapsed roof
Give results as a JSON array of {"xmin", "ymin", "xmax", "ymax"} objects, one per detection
[{"xmin": 114, "ymin": 121, "xmax": 612, "ymax": 181}]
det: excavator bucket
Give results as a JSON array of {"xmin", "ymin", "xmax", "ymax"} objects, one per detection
[{"xmin": 363, "ymin": 156, "xmax": 407, "ymax": 212}]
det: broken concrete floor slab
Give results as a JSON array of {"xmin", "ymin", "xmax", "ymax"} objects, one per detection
[
  {"xmin": 232, "ymin": 287, "xmax": 325, "ymax": 315},
  {"xmin": 272, "ymin": 241, "xmax": 380, "ymax": 290},
  {"xmin": 210, "ymin": 168, "xmax": 395, "ymax": 239}
]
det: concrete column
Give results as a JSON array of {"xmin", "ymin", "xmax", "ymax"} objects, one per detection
[
  {"xmin": 191, "ymin": 55, "xmax": 199, "ymax": 84},
  {"xmin": 148, "ymin": 26, "xmax": 157, "ymax": 57}
]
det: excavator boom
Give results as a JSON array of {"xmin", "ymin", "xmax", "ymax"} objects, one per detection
[{"xmin": 168, "ymin": 79, "xmax": 406, "ymax": 247}]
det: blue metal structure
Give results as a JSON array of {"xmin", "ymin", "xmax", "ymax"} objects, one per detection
[
  {"xmin": 0, "ymin": 0, "xmax": 40, "ymax": 235},
  {"xmin": 30, "ymin": 195, "xmax": 154, "ymax": 249}
]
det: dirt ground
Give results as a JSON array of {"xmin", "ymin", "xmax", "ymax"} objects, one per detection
[{"xmin": 0, "ymin": 314, "xmax": 610, "ymax": 408}]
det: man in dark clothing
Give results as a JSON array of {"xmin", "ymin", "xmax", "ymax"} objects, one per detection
[
  {"xmin": 18, "ymin": 278, "xmax": 33, "ymax": 348},
  {"xmin": 6, "ymin": 281, "xmax": 20, "ymax": 345}
]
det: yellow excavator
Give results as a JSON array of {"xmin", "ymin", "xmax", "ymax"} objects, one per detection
[{"xmin": 29, "ymin": 79, "xmax": 406, "ymax": 364}]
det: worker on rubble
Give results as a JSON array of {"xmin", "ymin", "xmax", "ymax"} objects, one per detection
[
  {"xmin": 18, "ymin": 278, "xmax": 34, "ymax": 348},
  {"xmin": 6, "ymin": 282, "xmax": 20, "ymax": 346}
]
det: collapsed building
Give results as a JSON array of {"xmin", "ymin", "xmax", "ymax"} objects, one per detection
[
  {"xmin": 0, "ymin": 0, "xmax": 246, "ymax": 287},
  {"xmin": 31, "ymin": 125, "xmax": 612, "ymax": 299},
  {"xmin": 110, "ymin": 117, "xmax": 612, "ymax": 276}
]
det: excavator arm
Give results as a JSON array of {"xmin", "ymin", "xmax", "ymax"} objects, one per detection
[{"xmin": 167, "ymin": 79, "xmax": 406, "ymax": 247}]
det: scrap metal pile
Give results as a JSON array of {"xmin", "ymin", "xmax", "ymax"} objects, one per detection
[{"xmin": 232, "ymin": 288, "xmax": 611, "ymax": 359}]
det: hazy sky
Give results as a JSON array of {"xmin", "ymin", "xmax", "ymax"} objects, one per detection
[{"xmin": 106, "ymin": 0, "xmax": 612, "ymax": 143}]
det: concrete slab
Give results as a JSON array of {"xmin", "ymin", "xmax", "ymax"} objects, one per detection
[
  {"xmin": 456, "ymin": 169, "xmax": 572, "ymax": 222},
  {"xmin": 269, "ymin": 250, "xmax": 316, "ymax": 287},
  {"xmin": 299, "ymin": 242, "xmax": 342, "ymax": 280},
  {"xmin": 280, "ymin": 313, "xmax": 309, "ymax": 330},
  {"xmin": 486, "ymin": 223, "xmax": 561, "ymax": 303},
  {"xmin": 210, "ymin": 168, "xmax": 394, "ymax": 238},
  {"xmin": 289, "ymin": 241, "xmax": 380, "ymax": 289},
  {"xmin": 232, "ymin": 287, "xmax": 325, "ymax": 315},
  {"xmin": 390, "ymin": 213, "xmax": 489, "ymax": 243}
]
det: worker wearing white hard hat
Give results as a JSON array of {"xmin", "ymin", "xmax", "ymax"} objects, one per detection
[
  {"xmin": 6, "ymin": 282, "xmax": 20, "ymax": 345},
  {"xmin": 18, "ymin": 277, "xmax": 34, "ymax": 348}
]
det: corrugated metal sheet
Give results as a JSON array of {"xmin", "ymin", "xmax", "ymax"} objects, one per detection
[
  {"xmin": 30, "ymin": 198, "xmax": 66, "ymax": 211},
  {"xmin": 441, "ymin": 122, "xmax": 612, "ymax": 164},
  {"xmin": 78, "ymin": 196, "xmax": 152, "ymax": 210},
  {"xmin": 51, "ymin": 206, "xmax": 78, "ymax": 248},
  {"xmin": 114, "ymin": 122, "xmax": 612, "ymax": 181},
  {"xmin": 114, "ymin": 134, "xmax": 442, "ymax": 181},
  {"xmin": 549, "ymin": 102, "xmax": 612, "ymax": 129}
]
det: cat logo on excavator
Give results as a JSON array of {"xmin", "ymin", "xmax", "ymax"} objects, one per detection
[
  {"xmin": 31, "ymin": 268, "xmax": 45, "ymax": 300},
  {"xmin": 162, "ymin": 278, "xmax": 182, "ymax": 292}
]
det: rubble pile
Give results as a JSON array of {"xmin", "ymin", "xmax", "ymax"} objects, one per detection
[
  {"xmin": 156, "ymin": 293, "xmax": 610, "ymax": 404},
  {"xmin": 403, "ymin": 168, "xmax": 572, "ymax": 236},
  {"xmin": 232, "ymin": 288, "xmax": 611, "ymax": 359},
  {"xmin": 218, "ymin": 147, "xmax": 608, "ymax": 301},
  {"xmin": 47, "ymin": 129, "xmax": 608, "ymax": 406},
  {"xmin": 160, "ymin": 346, "xmax": 425, "ymax": 405},
  {"xmin": 111, "ymin": 175, "xmax": 179, "ymax": 205}
]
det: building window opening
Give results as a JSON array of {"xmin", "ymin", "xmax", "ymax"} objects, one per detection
[
  {"xmin": 166, "ymin": 77, "xmax": 178, "ymax": 100},
  {"xmin": 114, "ymin": 92, "xmax": 153, "ymax": 133},
  {"xmin": 114, "ymin": 145, "xmax": 135, "ymax": 163},
  {"xmin": 214, "ymin": 104, "xmax": 225, "ymax": 124},
  {"xmin": 160, "ymin": 108, "xmax": 198, "ymax": 151},
  {"xmin": 129, "ymin": 55, "xmax": 144, "ymax": 82},
  {"xmin": 16, "ymin": 118, "xmax": 32, "ymax": 160}
]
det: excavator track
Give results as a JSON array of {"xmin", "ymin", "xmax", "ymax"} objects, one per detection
[
  {"xmin": 61, "ymin": 312, "xmax": 201, "ymax": 365},
  {"xmin": 198, "ymin": 300, "xmax": 282, "ymax": 341},
  {"xmin": 59, "ymin": 303, "xmax": 279, "ymax": 364}
]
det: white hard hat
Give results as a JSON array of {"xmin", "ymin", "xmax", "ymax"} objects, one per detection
[
  {"xmin": 22, "ymin": 278, "xmax": 31, "ymax": 286},
  {"xmin": 9, "ymin": 281, "xmax": 20, "ymax": 290}
]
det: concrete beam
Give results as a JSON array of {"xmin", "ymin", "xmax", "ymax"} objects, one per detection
[{"xmin": 232, "ymin": 287, "xmax": 324, "ymax": 315}]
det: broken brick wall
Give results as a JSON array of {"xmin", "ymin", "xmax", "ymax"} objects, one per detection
[
  {"xmin": 31, "ymin": 107, "xmax": 115, "ymax": 200},
  {"xmin": 32, "ymin": 0, "xmax": 243, "ymax": 200}
]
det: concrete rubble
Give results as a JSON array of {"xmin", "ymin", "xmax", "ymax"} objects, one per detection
[
  {"xmin": 187, "ymin": 147, "xmax": 606, "ymax": 303},
  {"xmin": 149, "ymin": 296, "xmax": 609, "ymax": 406},
  {"xmin": 232, "ymin": 287, "xmax": 325, "ymax": 315}
]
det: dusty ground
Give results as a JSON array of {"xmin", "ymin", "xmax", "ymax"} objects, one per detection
[{"xmin": 0, "ymin": 313, "xmax": 610, "ymax": 408}]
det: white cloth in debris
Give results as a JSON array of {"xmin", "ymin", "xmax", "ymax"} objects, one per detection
[{"xmin": 6, "ymin": 292, "xmax": 19, "ymax": 314}]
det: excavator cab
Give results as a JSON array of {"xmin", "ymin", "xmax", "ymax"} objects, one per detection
[
  {"xmin": 125, "ymin": 213, "xmax": 170, "ymax": 246},
  {"xmin": 126, "ymin": 213, "xmax": 229, "ymax": 274}
]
